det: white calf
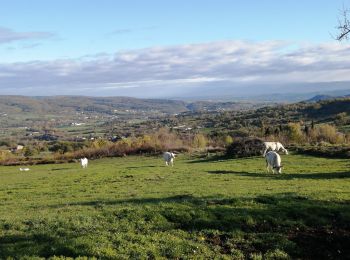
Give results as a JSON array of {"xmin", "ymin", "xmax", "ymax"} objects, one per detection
[
  {"xmin": 80, "ymin": 157, "xmax": 88, "ymax": 168},
  {"xmin": 163, "ymin": 152, "xmax": 176, "ymax": 166},
  {"xmin": 19, "ymin": 167, "xmax": 30, "ymax": 171},
  {"xmin": 262, "ymin": 141, "xmax": 288, "ymax": 157},
  {"xmin": 265, "ymin": 151, "xmax": 283, "ymax": 174}
]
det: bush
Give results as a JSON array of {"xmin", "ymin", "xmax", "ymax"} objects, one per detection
[
  {"xmin": 49, "ymin": 141, "xmax": 74, "ymax": 154},
  {"xmin": 0, "ymin": 140, "xmax": 11, "ymax": 147},
  {"xmin": 286, "ymin": 123, "xmax": 304, "ymax": 143},
  {"xmin": 91, "ymin": 139, "xmax": 112, "ymax": 148},
  {"xmin": 315, "ymin": 124, "xmax": 343, "ymax": 144},
  {"xmin": 23, "ymin": 146, "xmax": 37, "ymax": 157},
  {"xmin": 0, "ymin": 150, "xmax": 15, "ymax": 161},
  {"xmin": 224, "ymin": 135, "xmax": 233, "ymax": 147},
  {"xmin": 226, "ymin": 138, "xmax": 264, "ymax": 158},
  {"xmin": 264, "ymin": 249, "xmax": 290, "ymax": 260},
  {"xmin": 193, "ymin": 134, "xmax": 208, "ymax": 149},
  {"xmin": 294, "ymin": 145, "xmax": 350, "ymax": 158}
]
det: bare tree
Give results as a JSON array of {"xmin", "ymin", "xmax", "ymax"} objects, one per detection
[{"xmin": 336, "ymin": 6, "xmax": 350, "ymax": 41}]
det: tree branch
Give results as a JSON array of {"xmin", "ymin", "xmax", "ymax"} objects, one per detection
[{"xmin": 336, "ymin": 6, "xmax": 350, "ymax": 41}]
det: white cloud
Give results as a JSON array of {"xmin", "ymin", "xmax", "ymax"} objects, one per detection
[
  {"xmin": 0, "ymin": 40, "xmax": 350, "ymax": 96},
  {"xmin": 0, "ymin": 27, "xmax": 54, "ymax": 44}
]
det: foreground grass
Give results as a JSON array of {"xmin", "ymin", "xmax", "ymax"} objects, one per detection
[{"xmin": 0, "ymin": 154, "xmax": 349, "ymax": 259}]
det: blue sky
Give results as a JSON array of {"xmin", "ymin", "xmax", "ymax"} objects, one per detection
[{"xmin": 0, "ymin": 0, "xmax": 349, "ymax": 97}]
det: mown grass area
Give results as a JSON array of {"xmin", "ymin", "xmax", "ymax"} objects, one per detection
[{"xmin": 0, "ymin": 154, "xmax": 349, "ymax": 259}]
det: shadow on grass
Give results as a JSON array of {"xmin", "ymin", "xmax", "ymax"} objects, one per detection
[
  {"xmin": 188, "ymin": 155, "xmax": 263, "ymax": 164},
  {"xmin": 207, "ymin": 170, "xmax": 350, "ymax": 179},
  {"xmin": 47, "ymin": 194, "xmax": 196, "ymax": 208},
  {"xmin": 187, "ymin": 155, "xmax": 229, "ymax": 164},
  {"xmin": 0, "ymin": 233, "xmax": 92, "ymax": 258},
  {"xmin": 126, "ymin": 165, "xmax": 157, "ymax": 169},
  {"xmin": 51, "ymin": 167, "xmax": 72, "ymax": 171},
  {"xmin": 2, "ymin": 193, "xmax": 350, "ymax": 259}
]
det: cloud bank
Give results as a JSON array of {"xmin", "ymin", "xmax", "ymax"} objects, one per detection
[
  {"xmin": 0, "ymin": 40, "xmax": 350, "ymax": 97},
  {"xmin": 0, "ymin": 27, "xmax": 54, "ymax": 44}
]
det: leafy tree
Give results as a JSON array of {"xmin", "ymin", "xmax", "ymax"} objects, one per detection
[
  {"xmin": 0, "ymin": 140, "xmax": 10, "ymax": 147},
  {"xmin": 193, "ymin": 134, "xmax": 208, "ymax": 149},
  {"xmin": 224, "ymin": 135, "xmax": 233, "ymax": 146},
  {"xmin": 274, "ymin": 127, "xmax": 280, "ymax": 136},
  {"xmin": 286, "ymin": 123, "xmax": 304, "ymax": 143},
  {"xmin": 23, "ymin": 146, "xmax": 36, "ymax": 157},
  {"xmin": 264, "ymin": 127, "xmax": 272, "ymax": 137},
  {"xmin": 49, "ymin": 142, "xmax": 73, "ymax": 154},
  {"xmin": 335, "ymin": 112, "xmax": 348, "ymax": 125},
  {"xmin": 91, "ymin": 139, "xmax": 111, "ymax": 149},
  {"xmin": 0, "ymin": 150, "xmax": 13, "ymax": 161}
]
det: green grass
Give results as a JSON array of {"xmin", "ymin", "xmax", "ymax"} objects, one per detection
[{"xmin": 0, "ymin": 154, "xmax": 349, "ymax": 259}]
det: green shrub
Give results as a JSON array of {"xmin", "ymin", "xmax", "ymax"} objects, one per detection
[
  {"xmin": 226, "ymin": 138, "xmax": 264, "ymax": 158},
  {"xmin": 224, "ymin": 135, "xmax": 233, "ymax": 147},
  {"xmin": 264, "ymin": 249, "xmax": 290, "ymax": 260},
  {"xmin": 193, "ymin": 134, "xmax": 208, "ymax": 149},
  {"xmin": 286, "ymin": 123, "xmax": 304, "ymax": 143}
]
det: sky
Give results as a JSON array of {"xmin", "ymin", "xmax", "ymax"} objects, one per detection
[{"xmin": 0, "ymin": 0, "xmax": 350, "ymax": 98}]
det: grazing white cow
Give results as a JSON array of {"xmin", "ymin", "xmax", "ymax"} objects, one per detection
[
  {"xmin": 163, "ymin": 152, "xmax": 176, "ymax": 166},
  {"xmin": 265, "ymin": 151, "xmax": 283, "ymax": 174},
  {"xmin": 262, "ymin": 141, "xmax": 288, "ymax": 157},
  {"xmin": 19, "ymin": 167, "xmax": 30, "ymax": 171},
  {"xmin": 80, "ymin": 157, "xmax": 88, "ymax": 168}
]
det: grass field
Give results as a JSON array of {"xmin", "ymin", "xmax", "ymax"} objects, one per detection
[{"xmin": 0, "ymin": 154, "xmax": 349, "ymax": 259}]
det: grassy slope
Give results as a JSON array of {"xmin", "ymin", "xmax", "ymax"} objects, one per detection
[{"xmin": 0, "ymin": 154, "xmax": 349, "ymax": 259}]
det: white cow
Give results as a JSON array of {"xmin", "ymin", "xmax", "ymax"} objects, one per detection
[
  {"xmin": 262, "ymin": 141, "xmax": 288, "ymax": 157},
  {"xmin": 80, "ymin": 157, "xmax": 88, "ymax": 168},
  {"xmin": 19, "ymin": 167, "xmax": 30, "ymax": 171},
  {"xmin": 163, "ymin": 152, "xmax": 176, "ymax": 166},
  {"xmin": 265, "ymin": 151, "xmax": 283, "ymax": 174}
]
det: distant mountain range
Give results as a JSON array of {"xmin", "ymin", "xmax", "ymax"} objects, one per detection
[
  {"xmin": 305, "ymin": 93, "xmax": 350, "ymax": 103},
  {"xmin": 96, "ymin": 80, "xmax": 350, "ymax": 102},
  {"xmin": 0, "ymin": 96, "xmax": 272, "ymax": 116},
  {"xmin": 0, "ymin": 86, "xmax": 349, "ymax": 118}
]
